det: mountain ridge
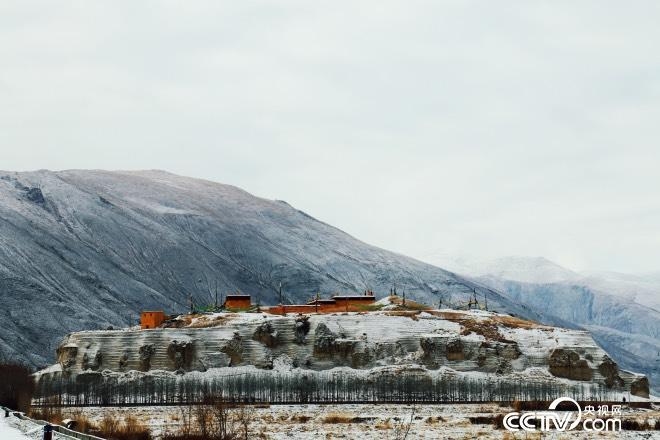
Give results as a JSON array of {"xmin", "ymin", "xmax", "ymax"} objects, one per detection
[{"xmin": 0, "ymin": 169, "xmax": 558, "ymax": 367}]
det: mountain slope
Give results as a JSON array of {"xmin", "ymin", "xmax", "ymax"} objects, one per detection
[
  {"xmin": 0, "ymin": 169, "xmax": 552, "ymax": 367},
  {"xmin": 429, "ymin": 254, "xmax": 583, "ymax": 284},
  {"xmin": 433, "ymin": 255, "xmax": 660, "ymax": 394},
  {"xmin": 579, "ymin": 270, "xmax": 660, "ymax": 310}
]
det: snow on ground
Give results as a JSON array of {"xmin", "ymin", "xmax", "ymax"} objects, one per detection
[
  {"xmin": 0, "ymin": 413, "xmax": 72, "ymax": 440},
  {"xmin": 0, "ymin": 415, "xmax": 29, "ymax": 440},
  {"xmin": 69, "ymin": 403, "xmax": 660, "ymax": 440}
]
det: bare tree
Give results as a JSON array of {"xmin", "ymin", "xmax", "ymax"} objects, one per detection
[
  {"xmin": 235, "ymin": 405, "xmax": 255, "ymax": 440},
  {"xmin": 390, "ymin": 405, "xmax": 416, "ymax": 440}
]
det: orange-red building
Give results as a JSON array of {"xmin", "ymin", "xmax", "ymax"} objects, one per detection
[
  {"xmin": 140, "ymin": 311, "xmax": 166, "ymax": 329},
  {"xmin": 267, "ymin": 292, "xmax": 376, "ymax": 315},
  {"xmin": 223, "ymin": 294, "xmax": 252, "ymax": 310}
]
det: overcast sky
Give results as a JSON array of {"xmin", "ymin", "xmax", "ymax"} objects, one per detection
[{"xmin": 1, "ymin": 1, "xmax": 659, "ymax": 273}]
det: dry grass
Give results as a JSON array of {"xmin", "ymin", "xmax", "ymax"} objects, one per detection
[
  {"xmin": 187, "ymin": 315, "xmax": 234, "ymax": 328},
  {"xmin": 29, "ymin": 404, "xmax": 63, "ymax": 425},
  {"xmin": 99, "ymin": 413, "xmax": 121, "ymax": 434},
  {"xmin": 430, "ymin": 310, "xmax": 548, "ymax": 331},
  {"xmin": 492, "ymin": 314, "xmax": 547, "ymax": 329},
  {"xmin": 97, "ymin": 413, "xmax": 152, "ymax": 440},
  {"xmin": 375, "ymin": 419, "xmax": 393, "ymax": 430},
  {"xmin": 460, "ymin": 319, "xmax": 513, "ymax": 343},
  {"xmin": 322, "ymin": 412, "xmax": 356, "ymax": 424},
  {"xmin": 62, "ymin": 409, "xmax": 97, "ymax": 434},
  {"xmin": 428, "ymin": 310, "xmax": 467, "ymax": 320},
  {"xmin": 290, "ymin": 414, "xmax": 313, "ymax": 423},
  {"xmin": 384, "ymin": 311, "xmax": 421, "ymax": 319},
  {"xmin": 385, "ymin": 295, "xmax": 431, "ymax": 311}
]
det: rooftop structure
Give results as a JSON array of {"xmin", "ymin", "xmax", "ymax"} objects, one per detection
[
  {"xmin": 268, "ymin": 291, "xmax": 376, "ymax": 314},
  {"xmin": 140, "ymin": 311, "xmax": 165, "ymax": 329},
  {"xmin": 223, "ymin": 294, "xmax": 252, "ymax": 310}
]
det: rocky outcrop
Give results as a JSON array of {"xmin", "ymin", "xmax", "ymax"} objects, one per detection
[
  {"xmin": 631, "ymin": 377, "xmax": 650, "ymax": 398},
  {"xmin": 138, "ymin": 344, "xmax": 155, "ymax": 372},
  {"xmin": 24, "ymin": 187, "xmax": 45, "ymax": 204},
  {"xmin": 445, "ymin": 339, "xmax": 465, "ymax": 361},
  {"xmin": 57, "ymin": 345, "xmax": 78, "ymax": 369},
  {"xmin": 598, "ymin": 356, "xmax": 624, "ymax": 389},
  {"xmin": 253, "ymin": 322, "xmax": 279, "ymax": 348},
  {"xmin": 41, "ymin": 311, "xmax": 648, "ymax": 399},
  {"xmin": 82, "ymin": 351, "xmax": 102, "ymax": 371},
  {"xmin": 294, "ymin": 316, "xmax": 310, "ymax": 344},
  {"xmin": 167, "ymin": 340, "xmax": 194, "ymax": 371},
  {"xmin": 313, "ymin": 323, "xmax": 338, "ymax": 356},
  {"xmin": 221, "ymin": 332, "xmax": 243, "ymax": 366},
  {"xmin": 548, "ymin": 348, "xmax": 592, "ymax": 381},
  {"xmin": 118, "ymin": 353, "xmax": 129, "ymax": 371}
]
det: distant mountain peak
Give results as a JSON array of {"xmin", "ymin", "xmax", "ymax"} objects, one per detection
[{"xmin": 427, "ymin": 253, "xmax": 581, "ymax": 284}]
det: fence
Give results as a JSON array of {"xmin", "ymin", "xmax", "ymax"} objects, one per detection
[{"xmin": 1, "ymin": 405, "xmax": 105, "ymax": 440}]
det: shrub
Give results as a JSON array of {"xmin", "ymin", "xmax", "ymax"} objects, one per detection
[
  {"xmin": 0, "ymin": 361, "xmax": 35, "ymax": 412},
  {"xmin": 96, "ymin": 413, "xmax": 152, "ymax": 440},
  {"xmin": 322, "ymin": 412, "xmax": 356, "ymax": 424},
  {"xmin": 63, "ymin": 410, "xmax": 97, "ymax": 434},
  {"xmin": 162, "ymin": 402, "xmax": 252, "ymax": 440},
  {"xmin": 29, "ymin": 403, "xmax": 63, "ymax": 425}
]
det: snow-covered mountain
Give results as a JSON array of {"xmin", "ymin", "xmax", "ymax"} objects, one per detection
[
  {"xmin": 429, "ymin": 254, "xmax": 582, "ymax": 284},
  {"xmin": 0, "ymin": 170, "xmax": 551, "ymax": 367},
  {"xmin": 579, "ymin": 270, "xmax": 660, "ymax": 311},
  {"xmin": 429, "ymin": 254, "xmax": 660, "ymax": 394}
]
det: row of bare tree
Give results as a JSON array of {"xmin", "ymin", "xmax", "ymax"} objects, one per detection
[{"xmin": 33, "ymin": 371, "xmax": 618, "ymax": 407}]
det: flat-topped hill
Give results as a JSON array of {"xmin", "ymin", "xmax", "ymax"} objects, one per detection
[{"xmin": 37, "ymin": 309, "xmax": 649, "ymax": 404}]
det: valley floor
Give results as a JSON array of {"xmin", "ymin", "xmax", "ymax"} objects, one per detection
[{"xmin": 66, "ymin": 403, "xmax": 659, "ymax": 439}]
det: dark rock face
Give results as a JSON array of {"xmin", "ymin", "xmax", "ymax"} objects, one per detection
[
  {"xmin": 221, "ymin": 332, "xmax": 243, "ymax": 366},
  {"xmin": 631, "ymin": 377, "xmax": 649, "ymax": 398},
  {"xmin": 118, "ymin": 353, "xmax": 129, "ymax": 371},
  {"xmin": 294, "ymin": 316, "xmax": 310, "ymax": 344},
  {"xmin": 167, "ymin": 340, "xmax": 194, "ymax": 370},
  {"xmin": 549, "ymin": 349, "xmax": 592, "ymax": 381},
  {"xmin": 311, "ymin": 322, "xmax": 368, "ymax": 365},
  {"xmin": 313, "ymin": 323, "xmax": 338, "ymax": 356},
  {"xmin": 0, "ymin": 169, "xmax": 555, "ymax": 368},
  {"xmin": 138, "ymin": 344, "xmax": 155, "ymax": 371},
  {"xmin": 350, "ymin": 346, "xmax": 373, "ymax": 368},
  {"xmin": 57, "ymin": 346, "xmax": 78, "ymax": 370},
  {"xmin": 82, "ymin": 352, "xmax": 102, "ymax": 371},
  {"xmin": 445, "ymin": 339, "xmax": 465, "ymax": 361},
  {"xmin": 499, "ymin": 344, "xmax": 521, "ymax": 360},
  {"xmin": 253, "ymin": 322, "xmax": 279, "ymax": 348},
  {"xmin": 598, "ymin": 356, "xmax": 624, "ymax": 389},
  {"xmin": 25, "ymin": 187, "xmax": 45, "ymax": 204}
]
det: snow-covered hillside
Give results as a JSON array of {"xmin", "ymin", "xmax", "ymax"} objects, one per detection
[
  {"xmin": 580, "ymin": 270, "xmax": 660, "ymax": 310},
  {"xmin": 0, "ymin": 170, "xmax": 549, "ymax": 367},
  {"xmin": 429, "ymin": 254, "xmax": 582, "ymax": 284},
  {"xmin": 428, "ymin": 254, "xmax": 660, "ymax": 394}
]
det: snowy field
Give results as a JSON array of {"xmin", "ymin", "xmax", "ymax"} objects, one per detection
[{"xmin": 67, "ymin": 403, "xmax": 659, "ymax": 439}]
